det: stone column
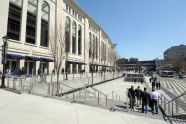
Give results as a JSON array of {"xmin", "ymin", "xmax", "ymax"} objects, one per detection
[
  {"xmin": 20, "ymin": 0, "xmax": 28, "ymax": 43},
  {"xmin": 70, "ymin": 20, "xmax": 72, "ymax": 53},
  {"xmin": 70, "ymin": 64, "xmax": 72, "ymax": 74},
  {"xmin": 36, "ymin": 61, "xmax": 40, "ymax": 74},
  {"xmin": 36, "ymin": 0, "xmax": 42, "ymax": 47},
  {"xmin": 76, "ymin": 24, "xmax": 78, "ymax": 55}
]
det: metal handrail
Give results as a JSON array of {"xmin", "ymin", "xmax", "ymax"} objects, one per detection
[
  {"xmin": 159, "ymin": 91, "xmax": 186, "ymax": 119},
  {"xmin": 87, "ymin": 86, "xmax": 108, "ymax": 107},
  {"xmin": 166, "ymin": 91, "xmax": 186, "ymax": 105},
  {"xmin": 60, "ymin": 82, "xmax": 75, "ymax": 90},
  {"xmin": 89, "ymin": 87, "xmax": 107, "ymax": 97}
]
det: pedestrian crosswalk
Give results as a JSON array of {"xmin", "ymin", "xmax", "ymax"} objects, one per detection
[{"xmin": 158, "ymin": 77, "xmax": 186, "ymax": 96}]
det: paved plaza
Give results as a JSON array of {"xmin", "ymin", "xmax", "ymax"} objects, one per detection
[{"xmin": 0, "ymin": 88, "xmax": 167, "ymax": 124}]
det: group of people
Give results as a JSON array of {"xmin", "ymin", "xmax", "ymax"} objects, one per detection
[
  {"xmin": 149, "ymin": 76, "xmax": 161, "ymax": 90},
  {"xmin": 128, "ymin": 85, "xmax": 160, "ymax": 114}
]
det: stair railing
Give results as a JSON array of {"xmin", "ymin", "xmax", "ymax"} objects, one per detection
[{"xmin": 159, "ymin": 91, "xmax": 186, "ymax": 119}]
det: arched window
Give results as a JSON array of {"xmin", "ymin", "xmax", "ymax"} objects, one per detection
[
  {"xmin": 72, "ymin": 21, "xmax": 76, "ymax": 54},
  {"xmin": 78, "ymin": 25, "xmax": 82, "ymax": 55},
  {"xmin": 92, "ymin": 34, "xmax": 95, "ymax": 59},
  {"xmin": 26, "ymin": 0, "xmax": 38, "ymax": 44},
  {"xmin": 7, "ymin": 0, "xmax": 23, "ymax": 41},
  {"xmin": 89, "ymin": 32, "xmax": 92, "ymax": 58},
  {"xmin": 40, "ymin": 1, "xmax": 49, "ymax": 47},
  {"xmin": 65, "ymin": 16, "xmax": 70, "ymax": 52}
]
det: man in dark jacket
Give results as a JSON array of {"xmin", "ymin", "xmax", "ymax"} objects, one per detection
[
  {"xmin": 135, "ymin": 86, "xmax": 142, "ymax": 107},
  {"xmin": 128, "ymin": 85, "xmax": 135, "ymax": 111},
  {"xmin": 141, "ymin": 87, "xmax": 150, "ymax": 113}
]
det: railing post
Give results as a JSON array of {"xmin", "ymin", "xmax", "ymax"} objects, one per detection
[
  {"xmin": 47, "ymin": 82, "xmax": 50, "ymax": 96},
  {"xmin": 112, "ymin": 91, "xmax": 114, "ymax": 100},
  {"xmin": 44, "ymin": 74, "xmax": 47, "ymax": 84},
  {"xmin": 168, "ymin": 102, "xmax": 170, "ymax": 115},
  {"xmin": 51, "ymin": 82, "xmax": 54, "ymax": 96},
  {"xmin": 106, "ymin": 96, "xmax": 108, "ymax": 107},
  {"xmin": 73, "ymin": 90, "xmax": 75, "ymax": 101},
  {"xmin": 98, "ymin": 93, "xmax": 100, "ymax": 106},
  {"xmin": 30, "ymin": 77, "xmax": 33, "ymax": 90},
  {"xmin": 13, "ymin": 77, "xmax": 15, "ymax": 90},
  {"xmin": 172, "ymin": 101, "xmax": 174, "ymax": 117},
  {"xmin": 176, "ymin": 103, "xmax": 179, "ymax": 114},
  {"xmin": 84, "ymin": 87, "xmax": 86, "ymax": 104},
  {"xmin": 7, "ymin": 74, "xmax": 10, "ymax": 88},
  {"xmin": 161, "ymin": 95, "xmax": 163, "ymax": 106},
  {"xmin": 20, "ymin": 77, "xmax": 23, "ymax": 91},
  {"xmin": 127, "ymin": 95, "xmax": 129, "ymax": 111}
]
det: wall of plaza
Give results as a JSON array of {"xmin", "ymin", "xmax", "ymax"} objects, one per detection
[{"xmin": 0, "ymin": 0, "xmax": 116, "ymax": 76}]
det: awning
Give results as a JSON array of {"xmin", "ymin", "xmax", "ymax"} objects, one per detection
[
  {"xmin": 67, "ymin": 61, "xmax": 86, "ymax": 65},
  {"xmin": 7, "ymin": 54, "xmax": 25, "ymax": 60},
  {"xmin": 40, "ymin": 57, "xmax": 54, "ymax": 62},
  {"xmin": 90, "ymin": 64, "xmax": 102, "ymax": 66},
  {"xmin": 25, "ymin": 56, "xmax": 41, "ymax": 61}
]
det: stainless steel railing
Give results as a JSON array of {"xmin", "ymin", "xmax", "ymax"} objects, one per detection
[{"xmin": 159, "ymin": 91, "xmax": 186, "ymax": 119}]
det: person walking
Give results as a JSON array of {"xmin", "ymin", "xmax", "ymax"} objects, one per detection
[
  {"xmin": 150, "ymin": 87, "xmax": 160, "ymax": 114},
  {"xmin": 156, "ymin": 81, "xmax": 159, "ymax": 90},
  {"xmin": 158, "ymin": 81, "xmax": 161, "ymax": 90},
  {"xmin": 141, "ymin": 87, "xmax": 150, "ymax": 113},
  {"xmin": 128, "ymin": 85, "xmax": 135, "ymax": 111},
  {"xmin": 135, "ymin": 86, "xmax": 142, "ymax": 107}
]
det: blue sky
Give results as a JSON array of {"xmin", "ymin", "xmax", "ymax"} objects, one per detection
[{"xmin": 76, "ymin": 0, "xmax": 186, "ymax": 60}]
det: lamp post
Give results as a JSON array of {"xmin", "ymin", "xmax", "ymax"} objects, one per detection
[{"xmin": 0, "ymin": 36, "xmax": 8, "ymax": 88}]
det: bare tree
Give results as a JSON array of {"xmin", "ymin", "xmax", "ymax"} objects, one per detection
[{"xmin": 50, "ymin": 25, "xmax": 65, "ymax": 96}]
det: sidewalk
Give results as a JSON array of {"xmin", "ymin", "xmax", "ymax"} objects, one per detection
[{"xmin": 0, "ymin": 89, "xmax": 167, "ymax": 124}]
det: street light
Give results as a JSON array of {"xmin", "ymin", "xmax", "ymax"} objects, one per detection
[{"xmin": 0, "ymin": 35, "xmax": 8, "ymax": 88}]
